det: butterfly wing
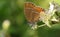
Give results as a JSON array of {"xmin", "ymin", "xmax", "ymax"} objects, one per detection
[{"xmin": 24, "ymin": 2, "xmax": 41, "ymax": 24}]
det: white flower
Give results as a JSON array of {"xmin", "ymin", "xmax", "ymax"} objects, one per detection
[
  {"xmin": 51, "ymin": 16, "xmax": 59, "ymax": 22},
  {"xmin": 49, "ymin": 2, "xmax": 54, "ymax": 13}
]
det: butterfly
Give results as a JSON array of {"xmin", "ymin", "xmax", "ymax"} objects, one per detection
[
  {"xmin": 24, "ymin": 2, "xmax": 58, "ymax": 29},
  {"xmin": 24, "ymin": 2, "xmax": 45, "ymax": 29}
]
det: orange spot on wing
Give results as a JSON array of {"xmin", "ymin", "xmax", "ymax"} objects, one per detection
[{"xmin": 34, "ymin": 7, "xmax": 44, "ymax": 12}]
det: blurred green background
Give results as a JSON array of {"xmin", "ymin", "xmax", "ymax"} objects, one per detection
[{"xmin": 0, "ymin": 0, "xmax": 60, "ymax": 37}]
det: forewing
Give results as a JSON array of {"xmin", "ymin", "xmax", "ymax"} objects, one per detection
[{"xmin": 24, "ymin": 2, "xmax": 40, "ymax": 23}]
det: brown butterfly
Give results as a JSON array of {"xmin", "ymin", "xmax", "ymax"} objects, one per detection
[
  {"xmin": 24, "ymin": 2, "xmax": 60, "ymax": 29},
  {"xmin": 24, "ymin": 2, "xmax": 44, "ymax": 29}
]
